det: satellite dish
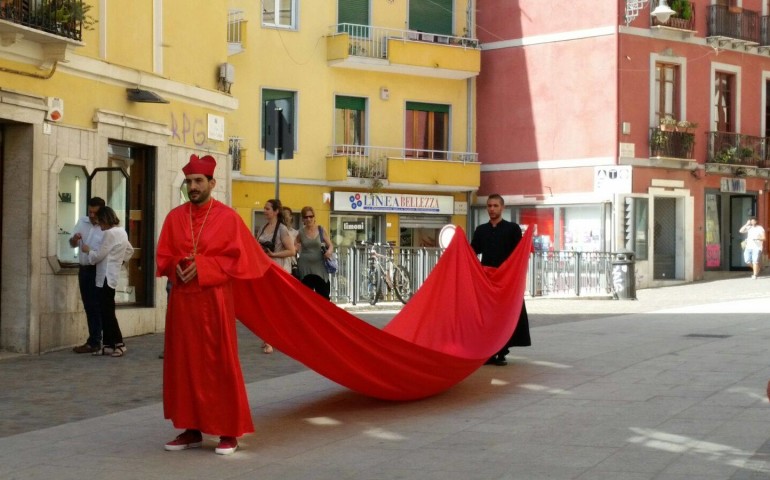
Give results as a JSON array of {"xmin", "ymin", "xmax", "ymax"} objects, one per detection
[{"xmin": 438, "ymin": 224, "xmax": 457, "ymax": 249}]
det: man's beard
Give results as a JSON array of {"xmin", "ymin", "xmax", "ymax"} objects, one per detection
[{"xmin": 190, "ymin": 190, "xmax": 210, "ymax": 205}]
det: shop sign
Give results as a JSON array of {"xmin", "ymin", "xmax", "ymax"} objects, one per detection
[
  {"xmin": 720, "ymin": 178, "xmax": 746, "ymax": 193},
  {"xmin": 333, "ymin": 192, "xmax": 454, "ymax": 214},
  {"xmin": 594, "ymin": 166, "xmax": 631, "ymax": 193},
  {"xmin": 343, "ymin": 221, "xmax": 365, "ymax": 231}
]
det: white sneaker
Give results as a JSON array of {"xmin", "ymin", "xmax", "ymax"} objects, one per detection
[{"xmin": 752, "ymin": 275, "xmax": 757, "ymax": 279}]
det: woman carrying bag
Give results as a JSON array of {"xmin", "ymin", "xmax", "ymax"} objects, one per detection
[
  {"xmin": 257, "ymin": 199, "xmax": 295, "ymax": 353},
  {"xmin": 296, "ymin": 206, "xmax": 334, "ymax": 300}
]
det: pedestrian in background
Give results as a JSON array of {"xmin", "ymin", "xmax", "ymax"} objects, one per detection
[
  {"xmin": 256, "ymin": 198, "xmax": 295, "ymax": 354},
  {"xmin": 296, "ymin": 206, "xmax": 334, "ymax": 300},
  {"xmin": 740, "ymin": 215, "xmax": 765, "ymax": 279},
  {"xmin": 80, "ymin": 206, "xmax": 134, "ymax": 357},
  {"xmin": 69, "ymin": 197, "xmax": 106, "ymax": 354}
]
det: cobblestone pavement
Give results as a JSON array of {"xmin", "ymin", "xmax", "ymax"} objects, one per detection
[{"xmin": 1, "ymin": 273, "xmax": 764, "ymax": 439}]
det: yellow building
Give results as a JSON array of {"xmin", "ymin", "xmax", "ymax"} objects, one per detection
[
  {"xmin": 227, "ymin": 0, "xmax": 480, "ymax": 248},
  {"xmin": 0, "ymin": 1, "xmax": 236, "ymax": 353}
]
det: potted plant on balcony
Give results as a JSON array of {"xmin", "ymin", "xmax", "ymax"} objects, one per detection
[
  {"xmin": 676, "ymin": 119, "xmax": 697, "ymax": 133},
  {"xmin": 671, "ymin": 0, "xmax": 693, "ymax": 20},
  {"xmin": 659, "ymin": 115, "xmax": 678, "ymax": 131},
  {"xmin": 714, "ymin": 146, "xmax": 737, "ymax": 164},
  {"xmin": 739, "ymin": 146, "xmax": 756, "ymax": 163},
  {"xmin": 35, "ymin": 0, "xmax": 96, "ymax": 35}
]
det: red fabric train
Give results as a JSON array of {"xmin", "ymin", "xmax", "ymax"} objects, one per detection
[{"xmin": 234, "ymin": 226, "xmax": 533, "ymax": 401}]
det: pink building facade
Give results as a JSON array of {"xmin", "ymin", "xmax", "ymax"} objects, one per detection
[{"xmin": 476, "ymin": 0, "xmax": 770, "ymax": 287}]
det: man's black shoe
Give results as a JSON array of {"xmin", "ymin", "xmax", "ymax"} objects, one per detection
[{"xmin": 485, "ymin": 356, "xmax": 508, "ymax": 366}]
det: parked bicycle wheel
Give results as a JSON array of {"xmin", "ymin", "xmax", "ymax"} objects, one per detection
[
  {"xmin": 392, "ymin": 266, "xmax": 412, "ymax": 304},
  {"xmin": 359, "ymin": 268, "xmax": 380, "ymax": 305}
]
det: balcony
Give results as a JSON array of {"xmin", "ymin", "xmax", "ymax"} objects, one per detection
[
  {"xmin": 649, "ymin": 127, "xmax": 695, "ymax": 159},
  {"xmin": 651, "ymin": 5, "xmax": 695, "ymax": 32},
  {"xmin": 326, "ymin": 145, "xmax": 480, "ymax": 190},
  {"xmin": 0, "ymin": 0, "xmax": 89, "ymax": 42},
  {"xmin": 326, "ymin": 24, "xmax": 480, "ymax": 80},
  {"xmin": 705, "ymin": 132, "xmax": 770, "ymax": 177},
  {"xmin": 707, "ymin": 5, "xmax": 760, "ymax": 48}
]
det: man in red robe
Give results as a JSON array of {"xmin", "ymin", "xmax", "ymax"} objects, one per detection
[{"xmin": 156, "ymin": 154, "xmax": 267, "ymax": 455}]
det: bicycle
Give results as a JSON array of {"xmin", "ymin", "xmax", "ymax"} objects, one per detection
[{"xmin": 359, "ymin": 242, "xmax": 412, "ymax": 305}]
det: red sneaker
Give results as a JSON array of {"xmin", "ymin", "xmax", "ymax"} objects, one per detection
[
  {"xmin": 214, "ymin": 436, "xmax": 238, "ymax": 455},
  {"xmin": 164, "ymin": 429, "xmax": 202, "ymax": 451}
]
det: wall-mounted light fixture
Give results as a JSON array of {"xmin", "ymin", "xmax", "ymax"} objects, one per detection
[
  {"xmin": 625, "ymin": 0, "xmax": 675, "ymax": 26},
  {"xmin": 126, "ymin": 88, "xmax": 169, "ymax": 104}
]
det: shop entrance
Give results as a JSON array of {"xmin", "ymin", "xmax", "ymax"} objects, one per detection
[
  {"xmin": 653, "ymin": 197, "xmax": 679, "ymax": 279},
  {"xmin": 399, "ymin": 215, "xmax": 450, "ymax": 247},
  {"xmin": 730, "ymin": 195, "xmax": 755, "ymax": 270}
]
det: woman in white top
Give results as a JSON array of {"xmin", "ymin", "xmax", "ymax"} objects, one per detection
[
  {"xmin": 282, "ymin": 206, "xmax": 299, "ymax": 275},
  {"xmin": 81, "ymin": 206, "xmax": 134, "ymax": 357},
  {"xmin": 256, "ymin": 199, "xmax": 296, "ymax": 354}
]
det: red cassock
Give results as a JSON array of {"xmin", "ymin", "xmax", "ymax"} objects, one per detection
[
  {"xmin": 157, "ymin": 199, "xmax": 268, "ymax": 436},
  {"xmin": 233, "ymin": 227, "xmax": 533, "ymax": 401}
]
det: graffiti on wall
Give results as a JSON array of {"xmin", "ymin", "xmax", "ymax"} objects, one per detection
[{"xmin": 170, "ymin": 112, "xmax": 206, "ymax": 146}]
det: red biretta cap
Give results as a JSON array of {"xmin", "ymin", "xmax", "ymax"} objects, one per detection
[{"xmin": 182, "ymin": 154, "xmax": 217, "ymax": 177}]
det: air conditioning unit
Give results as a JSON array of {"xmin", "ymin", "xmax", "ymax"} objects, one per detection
[
  {"xmin": 219, "ymin": 63, "xmax": 235, "ymax": 84},
  {"xmin": 218, "ymin": 63, "xmax": 235, "ymax": 93},
  {"xmin": 46, "ymin": 97, "xmax": 63, "ymax": 122}
]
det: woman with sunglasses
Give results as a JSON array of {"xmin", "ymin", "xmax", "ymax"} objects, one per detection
[{"xmin": 296, "ymin": 206, "xmax": 334, "ymax": 299}]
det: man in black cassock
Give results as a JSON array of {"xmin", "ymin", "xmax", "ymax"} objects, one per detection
[{"xmin": 471, "ymin": 193, "xmax": 531, "ymax": 366}]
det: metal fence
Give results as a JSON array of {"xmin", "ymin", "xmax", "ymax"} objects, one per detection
[{"xmin": 329, "ymin": 246, "xmax": 615, "ymax": 304}]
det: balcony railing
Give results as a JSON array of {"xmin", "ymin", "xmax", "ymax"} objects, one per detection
[
  {"xmin": 329, "ymin": 23, "xmax": 479, "ymax": 61},
  {"xmin": 227, "ymin": 9, "xmax": 245, "ymax": 55},
  {"xmin": 707, "ymin": 132, "xmax": 768, "ymax": 167},
  {"xmin": 649, "ymin": 128, "xmax": 695, "ymax": 159},
  {"xmin": 762, "ymin": 16, "xmax": 770, "ymax": 46},
  {"xmin": 330, "ymin": 144, "xmax": 478, "ymax": 179},
  {"xmin": 0, "ymin": 0, "xmax": 87, "ymax": 41},
  {"xmin": 651, "ymin": 6, "xmax": 695, "ymax": 31},
  {"xmin": 707, "ymin": 5, "xmax": 760, "ymax": 44}
]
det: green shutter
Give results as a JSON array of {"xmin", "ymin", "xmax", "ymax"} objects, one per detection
[
  {"xmin": 406, "ymin": 101, "xmax": 449, "ymax": 113},
  {"xmin": 408, "ymin": 0, "xmax": 452, "ymax": 35},
  {"xmin": 336, "ymin": 96, "xmax": 366, "ymax": 111},
  {"xmin": 263, "ymin": 89, "xmax": 293, "ymax": 102},
  {"xmin": 338, "ymin": 0, "xmax": 369, "ymax": 26}
]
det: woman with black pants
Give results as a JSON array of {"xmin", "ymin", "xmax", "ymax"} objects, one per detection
[{"xmin": 81, "ymin": 206, "xmax": 134, "ymax": 357}]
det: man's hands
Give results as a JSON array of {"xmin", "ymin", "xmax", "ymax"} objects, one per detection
[{"xmin": 176, "ymin": 257, "xmax": 197, "ymax": 283}]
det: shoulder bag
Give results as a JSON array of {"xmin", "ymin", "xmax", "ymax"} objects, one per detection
[{"xmin": 318, "ymin": 226, "xmax": 338, "ymax": 274}]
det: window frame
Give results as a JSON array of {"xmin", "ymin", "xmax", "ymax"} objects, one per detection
[
  {"xmin": 714, "ymin": 71, "xmax": 735, "ymax": 133},
  {"xmin": 334, "ymin": 95, "xmax": 367, "ymax": 149},
  {"xmin": 262, "ymin": 0, "xmax": 298, "ymax": 30},
  {"xmin": 404, "ymin": 102, "xmax": 450, "ymax": 159},
  {"xmin": 654, "ymin": 62, "xmax": 681, "ymax": 124}
]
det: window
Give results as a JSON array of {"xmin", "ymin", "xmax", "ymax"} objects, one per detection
[
  {"xmin": 335, "ymin": 96, "xmax": 366, "ymax": 148},
  {"xmin": 56, "ymin": 164, "xmax": 89, "ymax": 265},
  {"xmin": 408, "ymin": 0, "xmax": 452, "ymax": 35},
  {"xmin": 262, "ymin": 89, "xmax": 296, "ymax": 160},
  {"xmin": 405, "ymin": 102, "xmax": 449, "ymax": 159},
  {"xmin": 262, "ymin": 0, "xmax": 296, "ymax": 29},
  {"xmin": 765, "ymin": 79, "xmax": 770, "ymax": 138},
  {"xmin": 714, "ymin": 71, "xmax": 734, "ymax": 132},
  {"xmin": 338, "ymin": 0, "xmax": 369, "ymax": 27},
  {"xmin": 654, "ymin": 62, "xmax": 680, "ymax": 124}
]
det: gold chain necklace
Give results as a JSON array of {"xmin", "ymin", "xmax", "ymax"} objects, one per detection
[{"xmin": 189, "ymin": 199, "xmax": 214, "ymax": 256}]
